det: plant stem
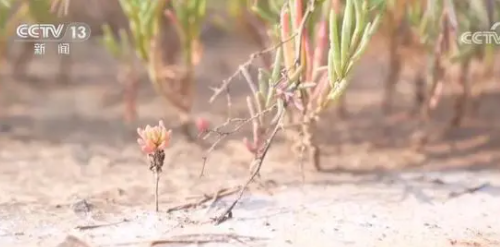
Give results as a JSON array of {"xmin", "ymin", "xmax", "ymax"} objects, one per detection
[
  {"xmin": 154, "ymin": 171, "xmax": 160, "ymax": 212},
  {"xmin": 214, "ymin": 106, "xmax": 284, "ymax": 224}
]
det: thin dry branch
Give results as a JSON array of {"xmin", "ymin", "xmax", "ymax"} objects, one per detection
[
  {"xmin": 199, "ymin": 105, "xmax": 276, "ymax": 177},
  {"xmin": 208, "ymin": 31, "xmax": 299, "ymax": 104},
  {"xmin": 447, "ymin": 182, "xmax": 490, "ymax": 199},
  {"xmin": 213, "ymin": 108, "xmax": 285, "ymax": 225},
  {"xmin": 209, "ymin": 0, "xmax": 314, "ymax": 105},
  {"xmin": 204, "ymin": 0, "xmax": 315, "ymax": 224},
  {"xmin": 166, "ymin": 186, "xmax": 241, "ymax": 213},
  {"xmin": 75, "ymin": 218, "xmax": 129, "ymax": 230}
]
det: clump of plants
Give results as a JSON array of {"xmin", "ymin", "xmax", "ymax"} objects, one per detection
[
  {"xmin": 235, "ymin": 0, "xmax": 382, "ymax": 170},
  {"xmin": 197, "ymin": 0, "xmax": 383, "ymax": 223},
  {"xmin": 116, "ymin": 0, "xmax": 206, "ymax": 137},
  {"xmin": 99, "ymin": 24, "xmax": 138, "ymax": 123},
  {"xmin": 378, "ymin": 0, "xmax": 417, "ymax": 115},
  {"xmin": 402, "ymin": 0, "xmax": 500, "ymax": 147}
]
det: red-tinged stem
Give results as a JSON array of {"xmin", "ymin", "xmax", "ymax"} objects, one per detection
[
  {"xmin": 312, "ymin": 20, "xmax": 328, "ymax": 80},
  {"xmin": 304, "ymin": 33, "xmax": 314, "ymax": 83},
  {"xmin": 310, "ymin": 71, "xmax": 329, "ymax": 108},
  {"xmin": 294, "ymin": 0, "xmax": 310, "ymax": 82},
  {"xmin": 280, "ymin": 9, "xmax": 295, "ymax": 78},
  {"xmin": 332, "ymin": 0, "xmax": 341, "ymax": 14},
  {"xmin": 164, "ymin": 9, "xmax": 185, "ymax": 43},
  {"xmin": 294, "ymin": 0, "xmax": 304, "ymax": 30}
]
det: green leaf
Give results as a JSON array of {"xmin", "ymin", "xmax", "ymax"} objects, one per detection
[
  {"xmin": 340, "ymin": 0, "xmax": 354, "ymax": 74},
  {"xmin": 258, "ymin": 68, "xmax": 269, "ymax": 97},
  {"xmin": 327, "ymin": 49, "xmax": 337, "ymax": 88},
  {"xmin": 288, "ymin": 62, "xmax": 305, "ymax": 84},
  {"xmin": 327, "ymin": 78, "xmax": 348, "ymax": 101},
  {"xmin": 351, "ymin": 21, "xmax": 374, "ymax": 62},
  {"xmin": 349, "ymin": 0, "xmax": 366, "ymax": 54},
  {"xmin": 195, "ymin": 0, "xmax": 207, "ymax": 19},
  {"xmin": 329, "ymin": 8, "xmax": 342, "ymax": 80},
  {"xmin": 270, "ymin": 47, "xmax": 283, "ymax": 84}
]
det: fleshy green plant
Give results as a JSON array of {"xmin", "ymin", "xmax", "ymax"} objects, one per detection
[
  {"xmin": 448, "ymin": 1, "xmax": 500, "ymax": 126},
  {"xmin": 165, "ymin": 0, "xmax": 207, "ymax": 69},
  {"xmin": 411, "ymin": 1, "xmax": 487, "ymax": 110},
  {"xmin": 207, "ymin": 0, "xmax": 383, "ymax": 223},
  {"xmin": 118, "ymin": 0, "xmax": 206, "ymax": 138},
  {"xmin": 118, "ymin": 0, "xmax": 165, "ymax": 68},
  {"xmin": 235, "ymin": 0, "xmax": 383, "ymax": 171},
  {"xmin": 400, "ymin": 0, "xmax": 500, "ymax": 147},
  {"xmin": 379, "ymin": 0, "xmax": 416, "ymax": 114}
]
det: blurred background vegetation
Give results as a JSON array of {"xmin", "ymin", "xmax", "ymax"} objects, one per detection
[{"xmin": 0, "ymin": 0, "xmax": 499, "ymax": 171}]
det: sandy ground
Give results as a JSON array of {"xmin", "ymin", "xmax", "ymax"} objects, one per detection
[{"xmin": 0, "ymin": 25, "xmax": 499, "ymax": 247}]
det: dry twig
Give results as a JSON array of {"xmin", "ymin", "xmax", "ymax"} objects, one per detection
[
  {"xmin": 213, "ymin": 109, "xmax": 285, "ymax": 225},
  {"xmin": 166, "ymin": 186, "xmax": 241, "ymax": 213},
  {"xmin": 75, "ymin": 219, "xmax": 129, "ymax": 230},
  {"xmin": 447, "ymin": 182, "xmax": 490, "ymax": 199},
  {"xmin": 198, "ymin": 106, "xmax": 275, "ymax": 177},
  {"xmin": 208, "ymin": 31, "xmax": 300, "ymax": 104}
]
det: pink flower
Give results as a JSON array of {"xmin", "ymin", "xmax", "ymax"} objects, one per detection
[{"xmin": 137, "ymin": 120, "xmax": 171, "ymax": 154}]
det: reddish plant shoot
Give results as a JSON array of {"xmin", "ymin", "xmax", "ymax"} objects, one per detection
[
  {"xmin": 243, "ymin": 136, "xmax": 265, "ymax": 155},
  {"xmin": 195, "ymin": 117, "xmax": 210, "ymax": 135}
]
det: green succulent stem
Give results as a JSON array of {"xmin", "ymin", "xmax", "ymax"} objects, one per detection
[
  {"xmin": 326, "ymin": 0, "xmax": 381, "ymax": 108},
  {"xmin": 116, "ymin": 0, "xmax": 206, "ymax": 103}
]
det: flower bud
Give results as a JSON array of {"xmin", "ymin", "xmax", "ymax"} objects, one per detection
[{"xmin": 195, "ymin": 117, "xmax": 210, "ymax": 134}]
